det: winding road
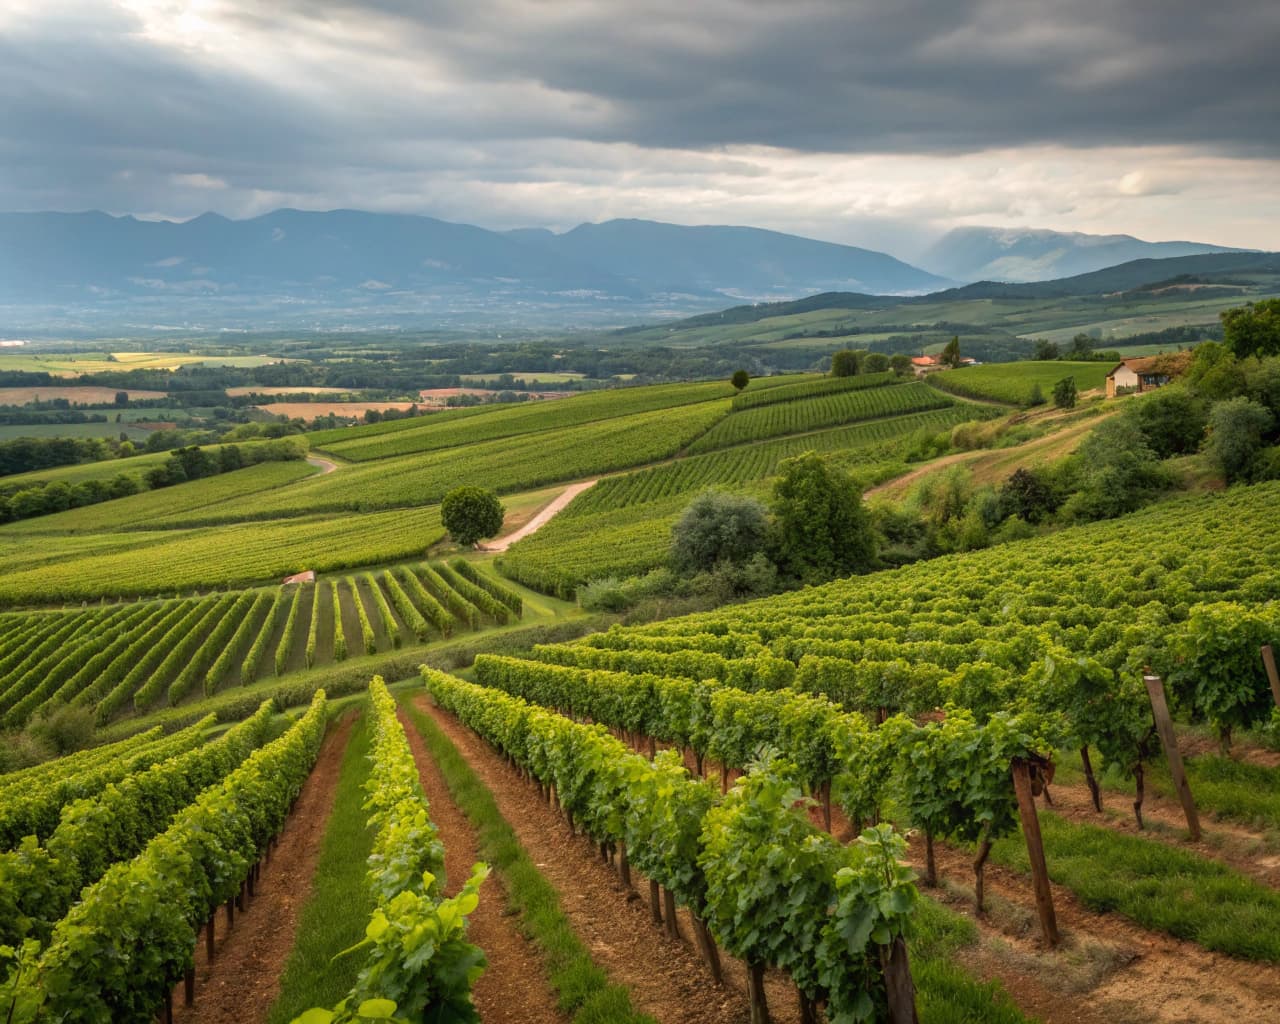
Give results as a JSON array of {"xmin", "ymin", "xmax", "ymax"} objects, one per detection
[{"xmin": 477, "ymin": 479, "xmax": 597, "ymax": 552}]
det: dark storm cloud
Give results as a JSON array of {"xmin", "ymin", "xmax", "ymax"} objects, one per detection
[
  {"xmin": 0, "ymin": 0, "xmax": 1276, "ymax": 229},
  {"xmin": 239, "ymin": 0, "xmax": 1280, "ymax": 155}
]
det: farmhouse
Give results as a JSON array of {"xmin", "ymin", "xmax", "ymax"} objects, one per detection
[{"xmin": 1105, "ymin": 351, "xmax": 1194, "ymax": 398}]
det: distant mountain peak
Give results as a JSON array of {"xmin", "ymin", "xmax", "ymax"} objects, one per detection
[{"xmin": 921, "ymin": 225, "xmax": 1243, "ymax": 283}]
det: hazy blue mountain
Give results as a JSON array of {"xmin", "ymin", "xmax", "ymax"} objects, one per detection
[
  {"xmin": 0, "ymin": 208, "xmax": 633, "ymax": 303},
  {"xmin": 920, "ymin": 226, "xmax": 1244, "ymax": 283},
  {"xmin": 521, "ymin": 219, "xmax": 949, "ymax": 296},
  {"xmin": 0, "ymin": 209, "xmax": 948, "ymax": 328}
]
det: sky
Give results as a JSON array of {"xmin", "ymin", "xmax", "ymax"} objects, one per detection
[{"xmin": 1, "ymin": 0, "xmax": 1278, "ymax": 257}]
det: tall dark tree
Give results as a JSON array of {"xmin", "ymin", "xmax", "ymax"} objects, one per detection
[
  {"xmin": 731, "ymin": 369, "xmax": 750, "ymax": 391},
  {"xmin": 1053, "ymin": 376, "xmax": 1078, "ymax": 409},
  {"xmin": 939, "ymin": 336, "xmax": 961, "ymax": 368}
]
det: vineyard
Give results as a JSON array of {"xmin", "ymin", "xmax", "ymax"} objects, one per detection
[
  {"xmin": 0, "ymin": 561, "xmax": 524, "ymax": 728},
  {"xmin": 4, "ymin": 360, "xmax": 1280, "ymax": 1023},
  {"xmin": 314, "ymin": 380, "xmax": 732, "ymax": 462},
  {"xmin": 499, "ymin": 404, "xmax": 989, "ymax": 596},
  {"xmin": 926, "ymin": 361, "xmax": 1112, "ymax": 406},
  {"xmin": 685, "ymin": 380, "xmax": 955, "ymax": 453}
]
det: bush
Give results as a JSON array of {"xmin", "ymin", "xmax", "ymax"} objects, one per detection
[
  {"xmin": 27, "ymin": 704, "xmax": 96, "ymax": 756},
  {"xmin": 1204, "ymin": 397, "xmax": 1274, "ymax": 483},
  {"xmin": 670, "ymin": 490, "xmax": 770, "ymax": 573},
  {"xmin": 1127, "ymin": 385, "xmax": 1208, "ymax": 458},
  {"xmin": 1053, "ymin": 376, "xmax": 1077, "ymax": 409}
]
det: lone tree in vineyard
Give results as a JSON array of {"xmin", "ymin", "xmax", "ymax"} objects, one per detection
[
  {"xmin": 731, "ymin": 368, "xmax": 750, "ymax": 391},
  {"xmin": 441, "ymin": 486, "xmax": 505, "ymax": 547},
  {"xmin": 768, "ymin": 451, "xmax": 875, "ymax": 584}
]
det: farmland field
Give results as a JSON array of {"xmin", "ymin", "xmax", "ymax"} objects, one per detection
[
  {"xmin": 0, "ymin": 386, "xmax": 168, "ymax": 405},
  {"xmin": 0, "ymin": 351, "xmax": 282, "ymax": 375},
  {"xmin": 927, "ymin": 361, "xmax": 1112, "ymax": 405},
  {"xmin": 258, "ymin": 401, "xmax": 421, "ymax": 419},
  {"xmin": 4, "ymin": 355, "xmax": 1280, "ymax": 1024}
]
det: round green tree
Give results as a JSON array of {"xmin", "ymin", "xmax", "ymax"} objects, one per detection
[
  {"xmin": 441, "ymin": 486, "xmax": 505, "ymax": 546},
  {"xmin": 731, "ymin": 369, "xmax": 750, "ymax": 391},
  {"xmin": 768, "ymin": 451, "xmax": 875, "ymax": 584}
]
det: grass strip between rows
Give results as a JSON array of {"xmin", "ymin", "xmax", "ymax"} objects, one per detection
[
  {"xmin": 992, "ymin": 811, "xmax": 1280, "ymax": 962},
  {"xmin": 267, "ymin": 711, "xmax": 376, "ymax": 1024},
  {"xmin": 401, "ymin": 698, "xmax": 655, "ymax": 1024},
  {"xmin": 910, "ymin": 898, "xmax": 1037, "ymax": 1024}
]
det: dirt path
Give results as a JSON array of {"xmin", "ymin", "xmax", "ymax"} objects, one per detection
[
  {"xmin": 478, "ymin": 480, "xmax": 596, "ymax": 552},
  {"xmin": 306, "ymin": 455, "xmax": 339, "ymax": 474},
  {"xmin": 909, "ymin": 835, "xmax": 1280, "ymax": 1024},
  {"xmin": 864, "ymin": 449, "xmax": 985, "ymax": 498},
  {"xmin": 865, "ymin": 409, "xmax": 1114, "ymax": 499},
  {"xmin": 173, "ymin": 712, "xmax": 356, "ymax": 1024},
  {"xmin": 414, "ymin": 695, "xmax": 802, "ymax": 1024},
  {"xmin": 396, "ymin": 708, "xmax": 567, "ymax": 1024}
]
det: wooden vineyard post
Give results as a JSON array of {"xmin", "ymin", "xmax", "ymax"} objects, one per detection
[
  {"xmin": 617, "ymin": 839, "xmax": 633, "ymax": 889},
  {"xmin": 1010, "ymin": 758, "xmax": 1059, "ymax": 947},
  {"xmin": 206, "ymin": 918, "xmax": 215, "ymax": 961},
  {"xmin": 691, "ymin": 914, "xmax": 723, "ymax": 984},
  {"xmin": 747, "ymin": 962, "xmax": 769, "ymax": 1024},
  {"xmin": 1143, "ymin": 673, "xmax": 1201, "ymax": 841},
  {"xmin": 1263, "ymin": 645, "xmax": 1280, "ymax": 708},
  {"xmin": 663, "ymin": 887, "xmax": 680, "ymax": 940},
  {"xmin": 649, "ymin": 879, "xmax": 663, "ymax": 925},
  {"xmin": 184, "ymin": 968, "xmax": 195, "ymax": 1007},
  {"xmin": 880, "ymin": 936, "xmax": 919, "ymax": 1024}
]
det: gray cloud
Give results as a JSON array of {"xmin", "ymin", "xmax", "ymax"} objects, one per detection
[{"xmin": 0, "ymin": 1, "xmax": 1277, "ymax": 247}]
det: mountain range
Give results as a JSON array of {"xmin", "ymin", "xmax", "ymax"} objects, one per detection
[
  {"xmin": 0, "ymin": 209, "xmax": 1244, "ymax": 329},
  {"xmin": 918, "ymin": 226, "xmax": 1245, "ymax": 283}
]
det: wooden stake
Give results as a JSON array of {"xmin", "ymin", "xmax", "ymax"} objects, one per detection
[
  {"xmin": 1143, "ymin": 673, "xmax": 1201, "ymax": 841},
  {"xmin": 649, "ymin": 879, "xmax": 663, "ymax": 926},
  {"xmin": 1011, "ymin": 758, "xmax": 1059, "ymax": 947},
  {"xmin": 880, "ymin": 936, "xmax": 919, "ymax": 1024},
  {"xmin": 618, "ymin": 839, "xmax": 632, "ymax": 889},
  {"xmin": 163, "ymin": 990, "xmax": 174, "ymax": 1024},
  {"xmin": 923, "ymin": 832, "xmax": 937, "ymax": 887},
  {"xmin": 747, "ymin": 962, "xmax": 770, "ymax": 1024},
  {"xmin": 225, "ymin": 898, "xmax": 234, "ymax": 929},
  {"xmin": 692, "ymin": 914, "xmax": 723, "ymax": 985},
  {"xmin": 796, "ymin": 986, "xmax": 818, "ymax": 1024},
  {"xmin": 184, "ymin": 968, "xmax": 195, "ymax": 1007},
  {"xmin": 205, "ymin": 917, "xmax": 215, "ymax": 961},
  {"xmin": 1263, "ymin": 645, "xmax": 1280, "ymax": 708},
  {"xmin": 1079, "ymin": 746, "xmax": 1103, "ymax": 812},
  {"xmin": 663, "ymin": 887, "xmax": 680, "ymax": 940}
]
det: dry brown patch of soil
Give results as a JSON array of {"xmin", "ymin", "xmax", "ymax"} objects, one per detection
[
  {"xmin": 172, "ymin": 712, "xmax": 356, "ymax": 1024},
  {"xmin": 414, "ymin": 695, "xmax": 805, "ymax": 1024},
  {"xmin": 0, "ymin": 386, "xmax": 167, "ymax": 404},
  {"xmin": 909, "ymin": 834, "xmax": 1280, "ymax": 1024},
  {"xmin": 257, "ymin": 401, "xmax": 419, "ymax": 419},
  {"xmin": 396, "ymin": 707, "xmax": 566, "ymax": 1024}
]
